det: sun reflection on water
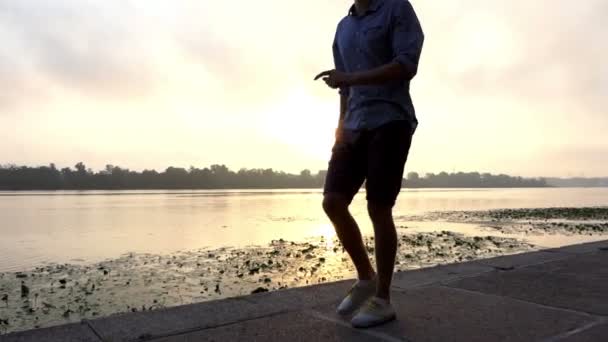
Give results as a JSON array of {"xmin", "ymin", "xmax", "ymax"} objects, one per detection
[{"xmin": 312, "ymin": 223, "xmax": 337, "ymax": 248}]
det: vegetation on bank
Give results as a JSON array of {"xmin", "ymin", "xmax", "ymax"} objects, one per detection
[{"xmin": 0, "ymin": 163, "xmax": 549, "ymax": 190}]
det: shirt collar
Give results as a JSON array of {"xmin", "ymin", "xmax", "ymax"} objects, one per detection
[{"xmin": 348, "ymin": 0, "xmax": 383, "ymax": 17}]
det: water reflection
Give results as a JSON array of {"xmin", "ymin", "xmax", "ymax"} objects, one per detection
[{"xmin": 0, "ymin": 188, "xmax": 607, "ymax": 272}]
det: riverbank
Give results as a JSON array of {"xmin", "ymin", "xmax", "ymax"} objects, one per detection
[
  {"xmin": 1, "ymin": 207, "xmax": 607, "ymax": 335},
  {"xmin": 3, "ymin": 239, "xmax": 608, "ymax": 341}
]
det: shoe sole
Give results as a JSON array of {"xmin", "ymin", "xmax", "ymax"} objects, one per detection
[
  {"xmin": 336, "ymin": 289, "xmax": 376, "ymax": 316},
  {"xmin": 351, "ymin": 313, "xmax": 397, "ymax": 329}
]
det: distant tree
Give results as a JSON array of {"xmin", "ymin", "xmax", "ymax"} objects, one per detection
[
  {"xmin": 75, "ymin": 162, "xmax": 87, "ymax": 175},
  {"xmin": 104, "ymin": 164, "xmax": 114, "ymax": 175},
  {"xmin": 0, "ymin": 163, "xmax": 552, "ymax": 190},
  {"xmin": 407, "ymin": 172, "xmax": 419, "ymax": 181}
]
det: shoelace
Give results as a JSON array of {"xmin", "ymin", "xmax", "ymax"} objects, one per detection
[{"xmin": 364, "ymin": 299, "xmax": 383, "ymax": 312}]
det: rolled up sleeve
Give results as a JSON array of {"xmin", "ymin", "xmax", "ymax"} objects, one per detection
[
  {"xmin": 391, "ymin": 1, "xmax": 424, "ymax": 78},
  {"xmin": 332, "ymin": 34, "xmax": 350, "ymax": 96}
]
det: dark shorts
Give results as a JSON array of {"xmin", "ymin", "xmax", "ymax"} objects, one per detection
[{"xmin": 323, "ymin": 120, "xmax": 415, "ymax": 207}]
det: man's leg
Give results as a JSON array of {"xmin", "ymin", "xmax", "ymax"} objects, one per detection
[
  {"xmin": 323, "ymin": 129, "xmax": 374, "ymax": 280},
  {"xmin": 367, "ymin": 203, "xmax": 397, "ymax": 300},
  {"xmin": 324, "ymin": 129, "xmax": 379, "ymax": 316},
  {"xmin": 323, "ymin": 194, "xmax": 375, "ymax": 280},
  {"xmin": 349, "ymin": 121, "xmax": 413, "ymax": 328},
  {"xmin": 365, "ymin": 120, "xmax": 414, "ymax": 301}
]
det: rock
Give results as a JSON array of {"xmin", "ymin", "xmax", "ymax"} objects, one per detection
[
  {"xmin": 21, "ymin": 281, "xmax": 30, "ymax": 298},
  {"xmin": 251, "ymin": 287, "xmax": 268, "ymax": 294},
  {"xmin": 62, "ymin": 309, "xmax": 73, "ymax": 318},
  {"xmin": 301, "ymin": 245, "xmax": 315, "ymax": 254},
  {"xmin": 42, "ymin": 302, "xmax": 56, "ymax": 309}
]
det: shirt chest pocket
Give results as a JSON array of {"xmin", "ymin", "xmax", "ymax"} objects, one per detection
[{"xmin": 360, "ymin": 25, "xmax": 388, "ymax": 51}]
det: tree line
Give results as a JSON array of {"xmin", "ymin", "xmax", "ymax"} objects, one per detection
[
  {"xmin": 0, "ymin": 163, "xmax": 548, "ymax": 190},
  {"xmin": 405, "ymin": 172, "xmax": 547, "ymax": 188}
]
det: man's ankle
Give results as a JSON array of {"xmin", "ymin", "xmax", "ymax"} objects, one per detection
[
  {"xmin": 375, "ymin": 292, "xmax": 390, "ymax": 302},
  {"xmin": 357, "ymin": 271, "xmax": 376, "ymax": 281}
]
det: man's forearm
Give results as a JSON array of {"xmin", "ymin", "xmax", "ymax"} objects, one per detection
[
  {"xmin": 339, "ymin": 94, "xmax": 347, "ymax": 126},
  {"xmin": 348, "ymin": 61, "xmax": 412, "ymax": 86},
  {"xmin": 315, "ymin": 61, "xmax": 415, "ymax": 90}
]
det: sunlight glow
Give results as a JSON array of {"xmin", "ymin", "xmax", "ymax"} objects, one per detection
[
  {"xmin": 262, "ymin": 88, "xmax": 336, "ymax": 161},
  {"xmin": 450, "ymin": 12, "xmax": 520, "ymax": 72}
]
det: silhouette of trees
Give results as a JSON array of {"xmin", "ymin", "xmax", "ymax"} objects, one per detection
[
  {"xmin": 545, "ymin": 177, "xmax": 608, "ymax": 187},
  {"xmin": 0, "ymin": 163, "xmax": 550, "ymax": 190},
  {"xmin": 403, "ymin": 172, "xmax": 547, "ymax": 188}
]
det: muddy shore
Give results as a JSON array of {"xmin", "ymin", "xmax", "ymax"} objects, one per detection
[{"xmin": 1, "ymin": 207, "xmax": 607, "ymax": 335}]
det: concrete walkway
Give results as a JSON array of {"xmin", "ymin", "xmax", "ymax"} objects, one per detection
[{"xmin": 3, "ymin": 240, "xmax": 608, "ymax": 342}]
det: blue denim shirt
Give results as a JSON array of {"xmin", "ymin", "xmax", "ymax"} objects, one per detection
[{"xmin": 333, "ymin": 0, "xmax": 424, "ymax": 130}]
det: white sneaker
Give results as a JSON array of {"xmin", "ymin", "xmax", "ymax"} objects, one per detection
[
  {"xmin": 336, "ymin": 278, "xmax": 377, "ymax": 316},
  {"xmin": 351, "ymin": 297, "xmax": 396, "ymax": 328}
]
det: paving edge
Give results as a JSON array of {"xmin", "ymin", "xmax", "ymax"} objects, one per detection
[{"xmin": 2, "ymin": 239, "xmax": 606, "ymax": 341}]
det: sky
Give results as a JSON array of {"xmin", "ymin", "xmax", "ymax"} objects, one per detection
[{"xmin": 0, "ymin": 0, "xmax": 606, "ymax": 177}]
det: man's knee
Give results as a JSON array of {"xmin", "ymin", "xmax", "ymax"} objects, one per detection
[
  {"xmin": 367, "ymin": 201, "xmax": 393, "ymax": 223},
  {"xmin": 323, "ymin": 193, "xmax": 350, "ymax": 218}
]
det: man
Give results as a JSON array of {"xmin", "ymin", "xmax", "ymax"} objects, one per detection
[{"xmin": 314, "ymin": 0, "xmax": 424, "ymax": 328}]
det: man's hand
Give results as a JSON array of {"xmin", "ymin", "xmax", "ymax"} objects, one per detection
[{"xmin": 314, "ymin": 69, "xmax": 354, "ymax": 89}]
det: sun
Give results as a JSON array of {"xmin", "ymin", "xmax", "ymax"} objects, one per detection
[{"xmin": 262, "ymin": 88, "xmax": 336, "ymax": 160}]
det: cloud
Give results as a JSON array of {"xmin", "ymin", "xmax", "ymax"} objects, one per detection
[
  {"xmin": 417, "ymin": 0, "xmax": 607, "ymax": 115},
  {"xmin": 0, "ymin": 0, "xmax": 606, "ymax": 176},
  {"xmin": 0, "ymin": 0, "xmax": 343, "ymax": 113},
  {"xmin": 3, "ymin": 0, "xmax": 605, "ymax": 110},
  {"xmin": 0, "ymin": 1, "xmax": 162, "ymax": 107}
]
